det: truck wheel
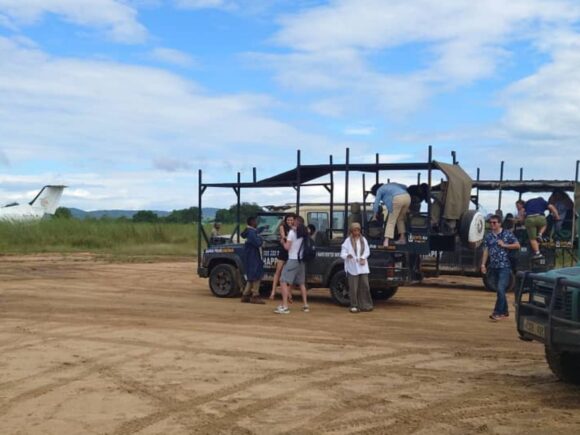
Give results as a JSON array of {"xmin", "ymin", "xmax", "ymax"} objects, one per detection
[
  {"xmin": 329, "ymin": 270, "xmax": 350, "ymax": 307},
  {"xmin": 482, "ymin": 271, "xmax": 515, "ymax": 292},
  {"xmin": 460, "ymin": 210, "xmax": 485, "ymax": 248},
  {"xmin": 371, "ymin": 287, "xmax": 398, "ymax": 301},
  {"xmin": 545, "ymin": 346, "xmax": 580, "ymax": 384},
  {"xmin": 209, "ymin": 264, "xmax": 240, "ymax": 298}
]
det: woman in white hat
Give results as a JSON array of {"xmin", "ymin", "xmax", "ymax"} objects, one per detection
[{"xmin": 340, "ymin": 222, "xmax": 373, "ymax": 313}]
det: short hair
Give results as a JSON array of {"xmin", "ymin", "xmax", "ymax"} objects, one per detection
[
  {"xmin": 487, "ymin": 214, "xmax": 501, "ymax": 222},
  {"xmin": 246, "ymin": 216, "xmax": 257, "ymax": 225},
  {"xmin": 515, "ymin": 199, "xmax": 525, "ymax": 207},
  {"xmin": 370, "ymin": 183, "xmax": 383, "ymax": 196},
  {"xmin": 307, "ymin": 224, "xmax": 316, "ymax": 233}
]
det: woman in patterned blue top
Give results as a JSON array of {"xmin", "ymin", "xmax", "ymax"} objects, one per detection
[{"xmin": 481, "ymin": 214, "xmax": 520, "ymax": 321}]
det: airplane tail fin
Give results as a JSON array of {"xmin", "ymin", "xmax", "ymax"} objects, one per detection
[{"xmin": 29, "ymin": 185, "xmax": 66, "ymax": 215}]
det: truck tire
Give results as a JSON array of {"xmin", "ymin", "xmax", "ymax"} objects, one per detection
[
  {"xmin": 371, "ymin": 287, "xmax": 398, "ymax": 301},
  {"xmin": 460, "ymin": 210, "xmax": 485, "ymax": 248},
  {"xmin": 482, "ymin": 271, "xmax": 515, "ymax": 293},
  {"xmin": 329, "ymin": 270, "xmax": 350, "ymax": 307},
  {"xmin": 209, "ymin": 264, "xmax": 241, "ymax": 298},
  {"xmin": 545, "ymin": 346, "xmax": 580, "ymax": 384}
]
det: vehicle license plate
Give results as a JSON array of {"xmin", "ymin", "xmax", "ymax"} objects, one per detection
[
  {"xmin": 531, "ymin": 294, "xmax": 546, "ymax": 305},
  {"xmin": 522, "ymin": 318, "xmax": 546, "ymax": 339}
]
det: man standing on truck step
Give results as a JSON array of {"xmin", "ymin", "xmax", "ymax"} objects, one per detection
[
  {"xmin": 371, "ymin": 183, "xmax": 411, "ymax": 247},
  {"xmin": 481, "ymin": 214, "xmax": 520, "ymax": 321},
  {"xmin": 516, "ymin": 198, "xmax": 560, "ymax": 259},
  {"xmin": 241, "ymin": 216, "xmax": 265, "ymax": 304}
]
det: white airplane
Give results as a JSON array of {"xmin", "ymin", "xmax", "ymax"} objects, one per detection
[{"xmin": 0, "ymin": 185, "xmax": 66, "ymax": 222}]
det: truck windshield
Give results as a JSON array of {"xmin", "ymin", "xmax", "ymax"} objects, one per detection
[{"xmin": 257, "ymin": 215, "xmax": 283, "ymax": 238}]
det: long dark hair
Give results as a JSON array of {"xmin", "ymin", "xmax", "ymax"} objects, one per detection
[
  {"xmin": 281, "ymin": 213, "xmax": 296, "ymax": 235},
  {"xmin": 295, "ymin": 222, "xmax": 309, "ymax": 239}
]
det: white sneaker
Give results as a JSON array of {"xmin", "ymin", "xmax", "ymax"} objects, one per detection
[
  {"xmin": 350, "ymin": 307, "xmax": 359, "ymax": 313},
  {"xmin": 302, "ymin": 305, "xmax": 310, "ymax": 313},
  {"xmin": 274, "ymin": 306, "xmax": 290, "ymax": 314}
]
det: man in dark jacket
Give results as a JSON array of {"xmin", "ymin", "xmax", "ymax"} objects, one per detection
[{"xmin": 241, "ymin": 216, "xmax": 265, "ymax": 304}]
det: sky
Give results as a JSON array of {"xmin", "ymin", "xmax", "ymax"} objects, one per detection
[{"xmin": 0, "ymin": 0, "xmax": 579, "ymax": 213}]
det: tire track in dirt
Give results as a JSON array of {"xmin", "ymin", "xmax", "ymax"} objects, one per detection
[
  {"xmin": 0, "ymin": 350, "xmax": 155, "ymax": 418},
  {"xmin": 111, "ymin": 349, "xmax": 431, "ymax": 435}
]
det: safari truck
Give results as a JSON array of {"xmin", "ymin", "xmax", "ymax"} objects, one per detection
[
  {"xmin": 515, "ymin": 188, "xmax": 580, "ymax": 384},
  {"xmin": 196, "ymin": 147, "xmax": 486, "ymax": 306},
  {"xmin": 423, "ymin": 160, "xmax": 580, "ymax": 291}
]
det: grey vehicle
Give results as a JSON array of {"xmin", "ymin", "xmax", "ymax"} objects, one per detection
[
  {"xmin": 423, "ymin": 166, "xmax": 580, "ymax": 291},
  {"xmin": 196, "ymin": 147, "xmax": 485, "ymax": 306}
]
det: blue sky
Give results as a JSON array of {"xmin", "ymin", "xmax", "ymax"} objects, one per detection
[{"xmin": 1, "ymin": 0, "xmax": 579, "ymax": 212}]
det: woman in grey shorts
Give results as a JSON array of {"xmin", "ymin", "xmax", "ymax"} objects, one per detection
[
  {"xmin": 340, "ymin": 222, "xmax": 373, "ymax": 313},
  {"xmin": 275, "ymin": 222, "xmax": 310, "ymax": 314}
]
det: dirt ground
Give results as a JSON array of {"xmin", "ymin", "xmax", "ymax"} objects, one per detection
[{"xmin": 1, "ymin": 255, "xmax": 579, "ymax": 435}]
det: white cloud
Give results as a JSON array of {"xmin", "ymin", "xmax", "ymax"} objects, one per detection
[
  {"xmin": 344, "ymin": 126, "xmax": 375, "ymax": 136},
  {"xmin": 253, "ymin": 0, "xmax": 580, "ymax": 119},
  {"xmin": 149, "ymin": 47, "xmax": 196, "ymax": 67},
  {"xmin": 499, "ymin": 35, "xmax": 580, "ymax": 147},
  {"xmin": 0, "ymin": 0, "xmax": 148, "ymax": 43},
  {"xmin": 0, "ymin": 36, "xmax": 332, "ymax": 209},
  {"xmin": 174, "ymin": 0, "xmax": 230, "ymax": 10}
]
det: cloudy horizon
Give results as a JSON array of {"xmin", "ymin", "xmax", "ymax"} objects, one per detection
[{"xmin": 1, "ymin": 0, "xmax": 579, "ymax": 213}]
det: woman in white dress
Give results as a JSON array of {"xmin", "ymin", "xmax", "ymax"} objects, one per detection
[{"xmin": 340, "ymin": 222, "xmax": 373, "ymax": 313}]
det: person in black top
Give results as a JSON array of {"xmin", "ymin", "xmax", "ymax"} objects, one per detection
[{"xmin": 270, "ymin": 213, "xmax": 295, "ymax": 300}]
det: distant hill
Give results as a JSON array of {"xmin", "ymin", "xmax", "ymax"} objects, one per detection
[{"xmin": 68, "ymin": 208, "xmax": 219, "ymax": 220}]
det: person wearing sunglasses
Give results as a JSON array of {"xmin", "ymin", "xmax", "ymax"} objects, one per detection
[{"xmin": 481, "ymin": 215, "xmax": 521, "ymax": 321}]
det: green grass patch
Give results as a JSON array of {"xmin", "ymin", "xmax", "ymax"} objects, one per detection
[{"xmin": 0, "ymin": 220, "xmax": 228, "ymax": 258}]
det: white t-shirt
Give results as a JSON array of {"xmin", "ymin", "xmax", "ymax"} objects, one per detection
[{"xmin": 287, "ymin": 229, "xmax": 303, "ymax": 260}]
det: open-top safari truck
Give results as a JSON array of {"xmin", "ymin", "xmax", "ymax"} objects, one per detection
[
  {"xmin": 514, "ymin": 165, "xmax": 580, "ymax": 383},
  {"xmin": 425, "ymin": 160, "xmax": 579, "ymax": 291},
  {"xmin": 196, "ymin": 147, "xmax": 485, "ymax": 306}
]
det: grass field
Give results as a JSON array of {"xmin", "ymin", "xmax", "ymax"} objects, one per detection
[{"xmin": 0, "ymin": 220, "xmax": 236, "ymax": 258}]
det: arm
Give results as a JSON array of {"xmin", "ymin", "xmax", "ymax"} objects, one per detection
[
  {"xmin": 548, "ymin": 204, "xmax": 560, "ymax": 220},
  {"xmin": 480, "ymin": 247, "xmax": 489, "ymax": 274},
  {"xmin": 246, "ymin": 229, "xmax": 263, "ymax": 248},
  {"xmin": 372, "ymin": 194, "xmax": 381, "ymax": 215},
  {"xmin": 340, "ymin": 240, "xmax": 351, "ymax": 260}
]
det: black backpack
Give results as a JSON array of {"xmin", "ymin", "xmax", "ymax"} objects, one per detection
[{"xmin": 299, "ymin": 236, "xmax": 317, "ymax": 263}]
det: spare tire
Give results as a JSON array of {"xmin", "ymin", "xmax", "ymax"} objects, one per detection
[{"xmin": 460, "ymin": 210, "xmax": 485, "ymax": 248}]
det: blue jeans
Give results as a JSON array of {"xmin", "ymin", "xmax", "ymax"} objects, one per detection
[{"xmin": 488, "ymin": 267, "xmax": 511, "ymax": 315}]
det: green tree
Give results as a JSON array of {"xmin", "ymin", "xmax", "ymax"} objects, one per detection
[
  {"xmin": 132, "ymin": 210, "xmax": 159, "ymax": 223},
  {"xmin": 164, "ymin": 207, "xmax": 199, "ymax": 224},
  {"xmin": 214, "ymin": 202, "xmax": 263, "ymax": 223},
  {"xmin": 54, "ymin": 207, "xmax": 72, "ymax": 219}
]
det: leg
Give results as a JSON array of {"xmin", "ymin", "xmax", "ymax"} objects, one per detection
[
  {"xmin": 487, "ymin": 268, "xmax": 500, "ymax": 315},
  {"xmin": 526, "ymin": 216, "xmax": 546, "ymax": 255},
  {"xmin": 280, "ymin": 281, "xmax": 289, "ymax": 308},
  {"xmin": 241, "ymin": 281, "xmax": 252, "ymax": 302},
  {"xmin": 384, "ymin": 209, "xmax": 398, "ymax": 246},
  {"xmin": 299, "ymin": 284, "xmax": 308, "ymax": 311},
  {"xmin": 250, "ymin": 280, "xmax": 265, "ymax": 304},
  {"xmin": 358, "ymin": 274, "xmax": 373, "ymax": 311},
  {"xmin": 493, "ymin": 268, "xmax": 510, "ymax": 316},
  {"xmin": 394, "ymin": 194, "xmax": 411, "ymax": 242},
  {"xmin": 347, "ymin": 274, "xmax": 360, "ymax": 309},
  {"xmin": 270, "ymin": 259, "xmax": 285, "ymax": 299}
]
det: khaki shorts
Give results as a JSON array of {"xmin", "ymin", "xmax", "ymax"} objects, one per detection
[{"xmin": 525, "ymin": 215, "xmax": 546, "ymax": 240}]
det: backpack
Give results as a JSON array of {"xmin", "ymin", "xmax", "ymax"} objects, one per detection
[{"xmin": 299, "ymin": 235, "xmax": 317, "ymax": 263}]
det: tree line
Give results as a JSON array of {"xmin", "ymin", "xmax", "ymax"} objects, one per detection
[{"xmin": 54, "ymin": 202, "xmax": 263, "ymax": 224}]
